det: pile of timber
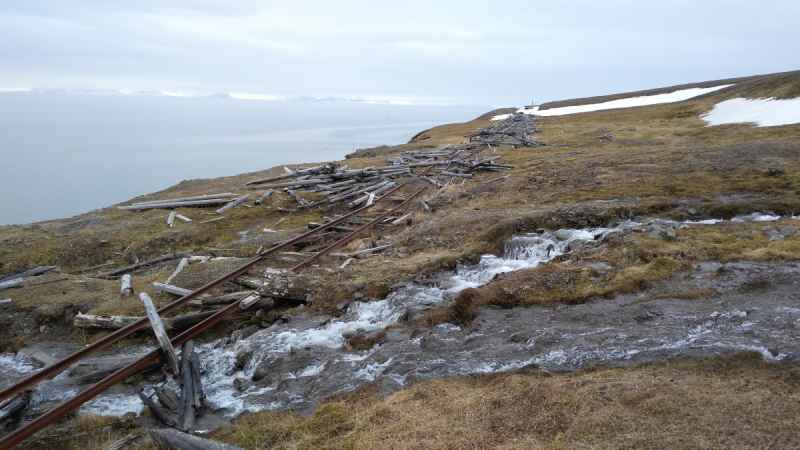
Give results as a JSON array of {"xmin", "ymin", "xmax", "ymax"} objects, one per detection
[
  {"xmin": 246, "ymin": 143, "xmax": 519, "ymax": 209},
  {"xmin": 246, "ymin": 162, "xmax": 409, "ymax": 209},
  {"xmin": 138, "ymin": 340, "xmax": 207, "ymax": 434},
  {"xmin": 468, "ymin": 113, "xmax": 546, "ymax": 147}
]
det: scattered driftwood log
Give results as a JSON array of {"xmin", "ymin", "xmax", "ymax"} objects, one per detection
[
  {"xmin": 177, "ymin": 341, "xmax": 196, "ymax": 432},
  {"xmin": 120, "ymin": 274, "xmax": 133, "ymax": 296},
  {"xmin": 74, "ymin": 313, "xmax": 169, "ymax": 330},
  {"xmin": 0, "ymin": 278, "xmax": 23, "ymax": 291},
  {"xmin": 254, "ymin": 189, "xmax": 273, "ymax": 205},
  {"xmin": 118, "ymin": 193, "xmax": 238, "ymax": 211},
  {"xmin": 0, "ymin": 266, "xmax": 58, "ymax": 283},
  {"xmin": 165, "ymin": 258, "xmax": 189, "ymax": 285},
  {"xmin": 148, "ymin": 428, "xmax": 244, "ymax": 450},
  {"xmin": 215, "ymin": 194, "xmax": 251, "ymax": 214},
  {"xmin": 140, "ymin": 292, "xmax": 180, "ymax": 376}
]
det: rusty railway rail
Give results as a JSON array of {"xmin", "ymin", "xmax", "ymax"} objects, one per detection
[
  {"xmin": 292, "ymin": 187, "xmax": 426, "ymax": 272},
  {"xmin": 0, "ymin": 182, "xmax": 425, "ymax": 449},
  {"xmin": 0, "ymin": 183, "xmax": 404, "ymax": 404}
]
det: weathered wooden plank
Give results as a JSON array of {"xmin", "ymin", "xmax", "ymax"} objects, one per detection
[{"xmin": 140, "ymin": 293, "xmax": 180, "ymax": 377}]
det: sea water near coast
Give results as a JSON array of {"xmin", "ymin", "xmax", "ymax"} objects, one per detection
[{"xmin": 0, "ymin": 94, "xmax": 490, "ymax": 226}]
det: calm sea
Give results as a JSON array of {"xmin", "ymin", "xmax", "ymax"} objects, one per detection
[{"xmin": 0, "ymin": 94, "xmax": 490, "ymax": 225}]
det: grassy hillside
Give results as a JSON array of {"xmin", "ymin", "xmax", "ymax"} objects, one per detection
[{"xmin": 3, "ymin": 70, "xmax": 800, "ymax": 449}]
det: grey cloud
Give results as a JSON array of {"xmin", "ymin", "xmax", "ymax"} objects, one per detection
[{"xmin": 1, "ymin": 1, "xmax": 799, "ymax": 105}]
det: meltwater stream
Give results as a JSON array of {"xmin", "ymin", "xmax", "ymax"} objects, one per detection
[
  {"xmin": 3, "ymin": 216, "xmax": 799, "ymax": 423},
  {"xmin": 190, "ymin": 227, "xmax": 614, "ymax": 417}
]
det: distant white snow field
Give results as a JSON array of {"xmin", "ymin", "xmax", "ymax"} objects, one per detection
[
  {"xmin": 492, "ymin": 85, "xmax": 731, "ymax": 120},
  {"xmin": 701, "ymin": 97, "xmax": 800, "ymax": 127}
]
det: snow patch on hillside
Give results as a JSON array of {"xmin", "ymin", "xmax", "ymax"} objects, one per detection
[
  {"xmin": 493, "ymin": 85, "xmax": 731, "ymax": 120},
  {"xmin": 701, "ymin": 97, "xmax": 800, "ymax": 127}
]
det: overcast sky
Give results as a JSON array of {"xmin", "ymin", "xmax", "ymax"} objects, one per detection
[{"xmin": 1, "ymin": 1, "xmax": 798, "ymax": 106}]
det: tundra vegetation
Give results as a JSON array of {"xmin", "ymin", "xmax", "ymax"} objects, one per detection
[{"xmin": 2, "ymin": 71, "xmax": 800, "ymax": 449}]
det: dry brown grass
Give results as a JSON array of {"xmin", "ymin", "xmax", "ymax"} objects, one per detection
[{"xmin": 207, "ymin": 353, "xmax": 800, "ymax": 449}]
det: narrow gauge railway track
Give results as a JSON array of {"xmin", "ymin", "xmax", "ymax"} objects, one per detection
[{"xmin": 0, "ymin": 184, "xmax": 425, "ymax": 449}]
